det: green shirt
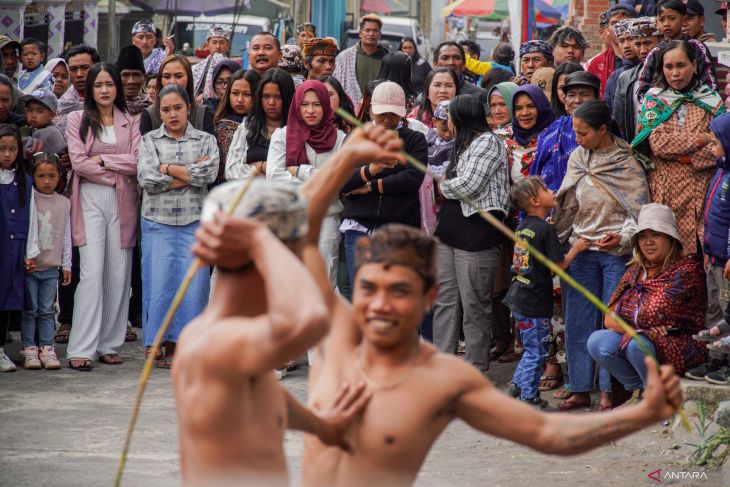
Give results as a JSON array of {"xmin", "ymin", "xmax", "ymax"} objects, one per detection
[{"xmin": 355, "ymin": 42, "xmax": 388, "ymax": 97}]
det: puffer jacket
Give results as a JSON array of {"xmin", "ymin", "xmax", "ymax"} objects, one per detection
[{"xmin": 703, "ymin": 113, "xmax": 730, "ymax": 265}]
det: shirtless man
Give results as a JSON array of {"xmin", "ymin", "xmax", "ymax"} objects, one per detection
[
  {"xmin": 194, "ymin": 125, "xmax": 684, "ymax": 486},
  {"xmin": 175, "ymin": 180, "xmax": 369, "ymax": 486}
]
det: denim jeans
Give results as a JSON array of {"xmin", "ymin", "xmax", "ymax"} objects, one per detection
[
  {"xmin": 587, "ymin": 329, "xmax": 656, "ymax": 391},
  {"xmin": 141, "ymin": 218, "xmax": 209, "ymax": 347},
  {"xmin": 343, "ymin": 229, "xmax": 368, "ymax": 300},
  {"xmin": 563, "ymin": 250, "xmax": 630, "ymax": 393},
  {"xmin": 511, "ymin": 312, "xmax": 552, "ymax": 400},
  {"xmin": 21, "ymin": 267, "xmax": 60, "ymax": 347}
]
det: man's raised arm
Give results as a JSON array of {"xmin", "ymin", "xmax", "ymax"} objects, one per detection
[
  {"xmin": 300, "ymin": 124, "xmax": 406, "ymax": 307},
  {"xmin": 455, "ymin": 357, "xmax": 683, "ymax": 455},
  {"xmin": 194, "ymin": 219, "xmax": 329, "ymax": 376}
]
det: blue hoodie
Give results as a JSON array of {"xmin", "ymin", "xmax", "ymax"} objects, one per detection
[{"xmin": 703, "ymin": 113, "xmax": 730, "ymax": 264}]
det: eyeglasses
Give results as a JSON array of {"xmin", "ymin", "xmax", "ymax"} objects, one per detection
[{"xmin": 215, "ymin": 79, "xmax": 229, "ymax": 89}]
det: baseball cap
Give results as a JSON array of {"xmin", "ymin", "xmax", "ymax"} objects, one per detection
[
  {"xmin": 686, "ymin": 0, "xmax": 704, "ymax": 16},
  {"xmin": 716, "ymin": 2, "xmax": 727, "ymax": 15},
  {"xmin": 0, "ymin": 35, "xmax": 20, "ymax": 51},
  {"xmin": 20, "ymin": 89, "xmax": 58, "ymax": 113},
  {"xmin": 201, "ymin": 179, "xmax": 308, "ymax": 242},
  {"xmin": 371, "ymin": 81, "xmax": 406, "ymax": 118}
]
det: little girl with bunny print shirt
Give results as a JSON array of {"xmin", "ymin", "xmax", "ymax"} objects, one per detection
[{"xmin": 19, "ymin": 152, "xmax": 71, "ymax": 370}]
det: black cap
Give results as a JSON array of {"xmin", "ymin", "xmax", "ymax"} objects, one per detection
[
  {"xmin": 116, "ymin": 45, "xmax": 145, "ymax": 73},
  {"xmin": 686, "ymin": 0, "xmax": 704, "ymax": 16},
  {"xmin": 561, "ymin": 71, "xmax": 601, "ymax": 95},
  {"xmin": 716, "ymin": 2, "xmax": 728, "ymax": 15},
  {"xmin": 609, "ymin": 2, "xmax": 637, "ymax": 18}
]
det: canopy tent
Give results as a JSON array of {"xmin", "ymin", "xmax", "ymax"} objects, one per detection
[
  {"xmin": 360, "ymin": 0, "xmax": 392, "ymax": 15},
  {"xmin": 441, "ymin": 0, "xmax": 562, "ymax": 21},
  {"xmin": 130, "ymin": 0, "xmax": 256, "ymax": 16}
]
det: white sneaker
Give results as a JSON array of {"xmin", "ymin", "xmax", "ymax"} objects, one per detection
[
  {"xmin": 0, "ymin": 349, "xmax": 17, "ymax": 372},
  {"xmin": 274, "ymin": 368, "xmax": 287, "ymax": 381},
  {"xmin": 21, "ymin": 346, "xmax": 42, "ymax": 370},
  {"xmin": 39, "ymin": 346, "xmax": 61, "ymax": 370}
]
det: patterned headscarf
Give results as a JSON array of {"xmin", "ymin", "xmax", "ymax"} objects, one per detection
[
  {"xmin": 302, "ymin": 38, "xmax": 339, "ymax": 58},
  {"xmin": 201, "ymin": 179, "xmax": 308, "ymax": 243},
  {"xmin": 632, "ymin": 84, "xmax": 726, "ymax": 149},
  {"xmin": 629, "ymin": 17, "xmax": 661, "ymax": 38},
  {"xmin": 207, "ymin": 25, "xmax": 230, "ymax": 41},
  {"xmin": 519, "ymin": 40, "xmax": 553, "ymax": 62},
  {"xmin": 613, "ymin": 19, "xmax": 633, "ymax": 38},
  {"xmin": 279, "ymin": 45, "xmax": 304, "ymax": 71},
  {"xmin": 132, "ymin": 20, "xmax": 155, "ymax": 35}
]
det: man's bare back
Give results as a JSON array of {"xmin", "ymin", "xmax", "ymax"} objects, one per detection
[{"xmin": 173, "ymin": 315, "xmax": 289, "ymax": 486}]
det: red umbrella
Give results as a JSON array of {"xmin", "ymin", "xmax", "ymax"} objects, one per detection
[{"xmin": 361, "ymin": 0, "xmax": 392, "ymax": 15}]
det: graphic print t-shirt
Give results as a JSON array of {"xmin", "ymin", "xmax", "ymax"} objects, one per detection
[{"xmin": 503, "ymin": 215, "xmax": 565, "ymax": 317}]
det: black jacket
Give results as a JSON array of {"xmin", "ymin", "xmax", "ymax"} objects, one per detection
[{"xmin": 341, "ymin": 125, "xmax": 427, "ymax": 230}]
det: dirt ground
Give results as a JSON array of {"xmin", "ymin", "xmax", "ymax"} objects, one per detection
[{"xmin": 0, "ymin": 333, "xmax": 725, "ymax": 487}]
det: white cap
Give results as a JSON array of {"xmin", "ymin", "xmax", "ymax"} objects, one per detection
[{"xmin": 371, "ymin": 81, "xmax": 407, "ymax": 118}]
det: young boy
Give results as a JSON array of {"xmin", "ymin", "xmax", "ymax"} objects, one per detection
[
  {"xmin": 20, "ymin": 153, "xmax": 71, "ymax": 369},
  {"xmin": 689, "ymin": 113, "xmax": 730, "ymax": 383},
  {"xmin": 17, "ymin": 38, "xmax": 53, "ymax": 95},
  {"xmin": 20, "ymin": 88, "xmax": 65, "ymax": 161},
  {"xmin": 503, "ymin": 176, "xmax": 589, "ymax": 407}
]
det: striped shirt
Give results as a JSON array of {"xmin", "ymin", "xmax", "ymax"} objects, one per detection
[{"xmin": 137, "ymin": 123, "xmax": 219, "ymax": 226}]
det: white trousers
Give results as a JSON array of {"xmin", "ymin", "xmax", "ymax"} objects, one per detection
[
  {"xmin": 318, "ymin": 214, "xmax": 341, "ymax": 289},
  {"xmin": 67, "ymin": 183, "xmax": 132, "ymax": 360}
]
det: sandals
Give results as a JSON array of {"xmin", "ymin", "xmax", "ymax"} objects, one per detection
[
  {"xmin": 557, "ymin": 394, "xmax": 592, "ymax": 411},
  {"xmin": 99, "ymin": 354, "xmax": 123, "ymax": 365},
  {"xmin": 155, "ymin": 355, "xmax": 173, "ymax": 369},
  {"xmin": 693, "ymin": 320, "xmax": 730, "ymax": 342},
  {"xmin": 54, "ymin": 324, "xmax": 70, "ymax": 344},
  {"xmin": 68, "ymin": 358, "xmax": 92, "ymax": 372},
  {"xmin": 497, "ymin": 350, "xmax": 523, "ymax": 363},
  {"xmin": 124, "ymin": 325, "xmax": 138, "ymax": 342},
  {"xmin": 553, "ymin": 384, "xmax": 572, "ymax": 399},
  {"xmin": 539, "ymin": 375, "xmax": 565, "ymax": 391}
]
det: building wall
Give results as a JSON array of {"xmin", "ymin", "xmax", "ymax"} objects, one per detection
[{"xmin": 568, "ymin": 0, "xmax": 610, "ymax": 58}]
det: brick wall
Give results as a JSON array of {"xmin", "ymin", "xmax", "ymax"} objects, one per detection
[{"xmin": 567, "ymin": 0, "xmax": 612, "ymax": 58}]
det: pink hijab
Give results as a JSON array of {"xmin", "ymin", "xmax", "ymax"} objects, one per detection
[{"xmin": 285, "ymin": 80, "xmax": 337, "ymax": 167}]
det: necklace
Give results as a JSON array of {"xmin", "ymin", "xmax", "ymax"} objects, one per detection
[{"xmin": 354, "ymin": 344, "xmax": 421, "ymax": 392}]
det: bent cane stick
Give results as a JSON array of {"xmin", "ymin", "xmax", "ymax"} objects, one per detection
[
  {"xmin": 114, "ymin": 172, "xmax": 257, "ymax": 487},
  {"xmin": 336, "ymin": 109, "xmax": 691, "ymax": 432}
]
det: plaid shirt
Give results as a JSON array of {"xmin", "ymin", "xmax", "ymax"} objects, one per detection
[
  {"xmin": 440, "ymin": 132, "xmax": 510, "ymax": 217},
  {"xmin": 137, "ymin": 123, "xmax": 219, "ymax": 226}
]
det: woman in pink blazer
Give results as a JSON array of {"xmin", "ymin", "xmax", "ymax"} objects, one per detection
[{"xmin": 65, "ymin": 63, "xmax": 140, "ymax": 371}]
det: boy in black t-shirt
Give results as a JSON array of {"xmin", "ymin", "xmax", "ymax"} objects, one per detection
[{"xmin": 503, "ymin": 177, "xmax": 589, "ymax": 407}]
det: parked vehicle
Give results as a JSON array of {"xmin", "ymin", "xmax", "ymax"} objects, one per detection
[
  {"xmin": 171, "ymin": 14, "xmax": 271, "ymax": 66},
  {"xmin": 381, "ymin": 17, "xmax": 429, "ymax": 60}
]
